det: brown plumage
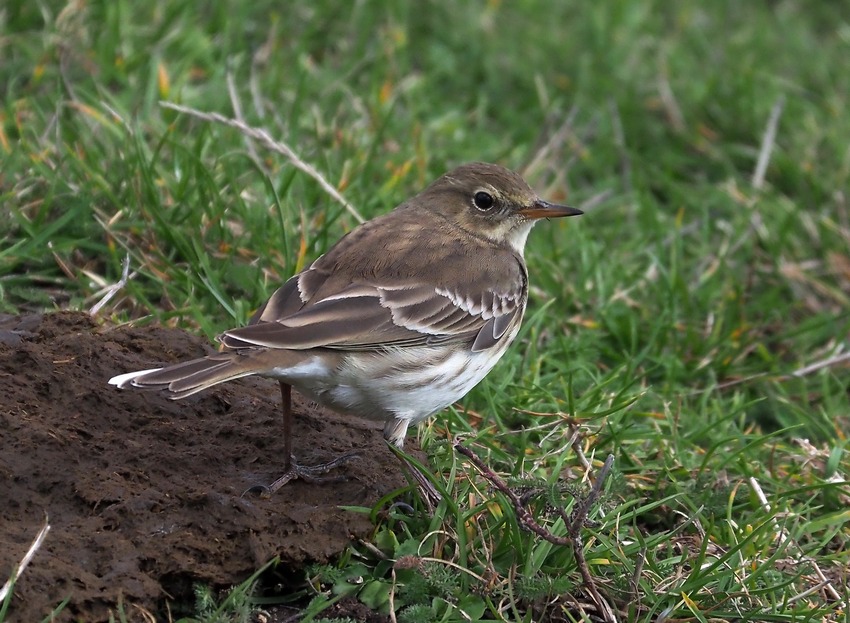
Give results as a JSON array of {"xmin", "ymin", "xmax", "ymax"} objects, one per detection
[{"xmin": 109, "ymin": 162, "xmax": 582, "ymax": 492}]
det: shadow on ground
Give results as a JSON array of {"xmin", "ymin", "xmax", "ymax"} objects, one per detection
[{"xmin": 0, "ymin": 312, "xmax": 410, "ymax": 621}]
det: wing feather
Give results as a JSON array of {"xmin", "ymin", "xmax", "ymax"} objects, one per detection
[{"xmin": 222, "ymin": 241, "xmax": 528, "ymax": 353}]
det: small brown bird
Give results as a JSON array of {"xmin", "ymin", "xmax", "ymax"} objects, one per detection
[{"xmin": 109, "ymin": 162, "xmax": 582, "ymax": 493}]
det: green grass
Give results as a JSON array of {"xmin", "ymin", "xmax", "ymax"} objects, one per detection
[{"xmin": 4, "ymin": 0, "xmax": 850, "ymax": 620}]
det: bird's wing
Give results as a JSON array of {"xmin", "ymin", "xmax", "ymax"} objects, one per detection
[{"xmin": 220, "ymin": 266, "xmax": 526, "ymax": 353}]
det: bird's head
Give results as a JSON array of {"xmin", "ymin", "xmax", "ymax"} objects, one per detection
[{"xmin": 421, "ymin": 162, "xmax": 582, "ymax": 254}]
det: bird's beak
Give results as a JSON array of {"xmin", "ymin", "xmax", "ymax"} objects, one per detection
[{"xmin": 519, "ymin": 199, "xmax": 583, "ymax": 220}]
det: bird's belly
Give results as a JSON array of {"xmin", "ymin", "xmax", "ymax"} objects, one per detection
[{"xmin": 274, "ymin": 345, "xmax": 509, "ymax": 425}]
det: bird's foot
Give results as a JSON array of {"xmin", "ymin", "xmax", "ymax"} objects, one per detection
[
  {"xmin": 243, "ymin": 451, "xmax": 361, "ymax": 497},
  {"xmin": 409, "ymin": 465, "xmax": 443, "ymax": 512},
  {"xmin": 396, "ymin": 454, "xmax": 443, "ymax": 513}
]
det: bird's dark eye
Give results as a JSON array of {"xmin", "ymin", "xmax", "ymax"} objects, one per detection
[{"xmin": 473, "ymin": 191, "xmax": 495, "ymax": 211}]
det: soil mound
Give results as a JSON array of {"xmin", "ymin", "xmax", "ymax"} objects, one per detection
[{"xmin": 0, "ymin": 312, "xmax": 410, "ymax": 621}]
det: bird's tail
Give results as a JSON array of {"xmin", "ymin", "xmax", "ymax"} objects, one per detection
[{"xmin": 108, "ymin": 352, "xmax": 267, "ymax": 399}]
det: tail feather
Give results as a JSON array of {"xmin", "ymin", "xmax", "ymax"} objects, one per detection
[{"xmin": 108, "ymin": 353, "xmax": 263, "ymax": 400}]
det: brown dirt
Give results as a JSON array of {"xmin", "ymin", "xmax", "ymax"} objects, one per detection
[{"xmin": 0, "ymin": 312, "xmax": 412, "ymax": 621}]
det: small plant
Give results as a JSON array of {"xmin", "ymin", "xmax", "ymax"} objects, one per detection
[{"xmin": 175, "ymin": 559, "xmax": 277, "ymax": 623}]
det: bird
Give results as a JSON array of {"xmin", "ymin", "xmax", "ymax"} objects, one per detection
[{"xmin": 109, "ymin": 162, "xmax": 582, "ymax": 496}]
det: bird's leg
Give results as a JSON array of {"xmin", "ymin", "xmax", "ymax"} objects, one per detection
[
  {"xmin": 399, "ymin": 454, "xmax": 443, "ymax": 512},
  {"xmin": 248, "ymin": 381, "xmax": 359, "ymax": 496},
  {"xmin": 384, "ymin": 418, "xmax": 443, "ymax": 510},
  {"xmin": 281, "ymin": 380, "xmax": 293, "ymax": 471}
]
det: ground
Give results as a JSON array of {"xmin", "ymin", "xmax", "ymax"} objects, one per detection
[{"xmin": 0, "ymin": 312, "xmax": 411, "ymax": 621}]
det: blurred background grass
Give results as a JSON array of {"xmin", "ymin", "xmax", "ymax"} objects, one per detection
[{"xmin": 3, "ymin": 1, "xmax": 849, "ymax": 620}]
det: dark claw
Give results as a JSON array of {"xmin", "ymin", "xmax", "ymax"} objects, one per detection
[
  {"xmin": 388, "ymin": 501, "xmax": 417, "ymax": 515},
  {"xmin": 241, "ymin": 483, "xmax": 272, "ymax": 499}
]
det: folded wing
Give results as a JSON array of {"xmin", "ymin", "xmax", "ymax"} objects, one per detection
[{"xmin": 220, "ymin": 268, "xmax": 525, "ymax": 353}]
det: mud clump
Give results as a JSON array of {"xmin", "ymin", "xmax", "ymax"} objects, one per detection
[{"xmin": 0, "ymin": 312, "xmax": 410, "ymax": 621}]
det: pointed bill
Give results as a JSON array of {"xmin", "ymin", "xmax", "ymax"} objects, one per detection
[{"xmin": 519, "ymin": 199, "xmax": 583, "ymax": 220}]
